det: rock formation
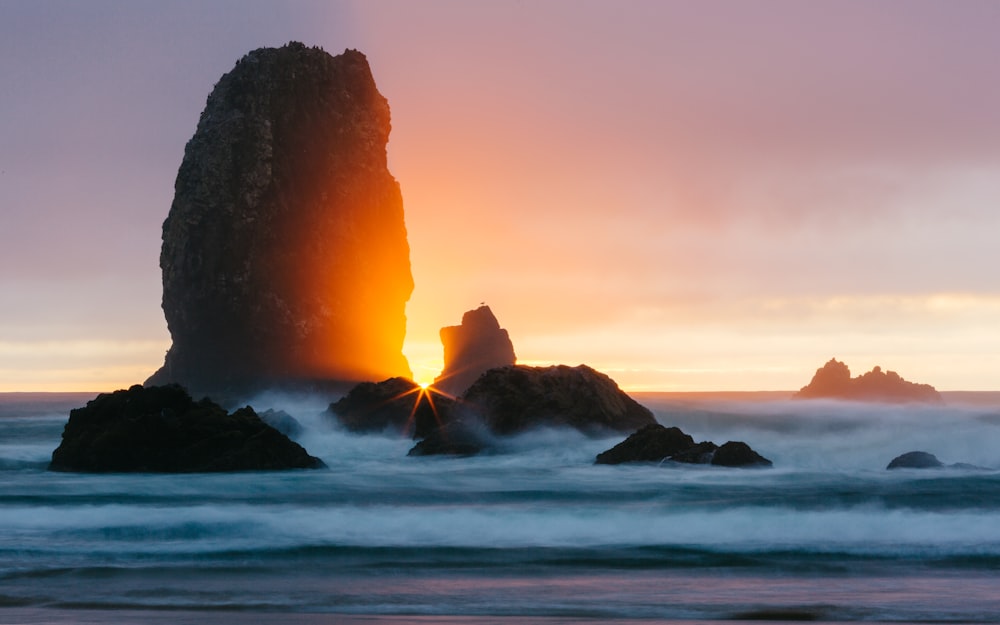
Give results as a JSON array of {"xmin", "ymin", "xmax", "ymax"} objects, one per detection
[
  {"xmin": 49, "ymin": 385, "xmax": 325, "ymax": 472},
  {"xmin": 407, "ymin": 423, "xmax": 490, "ymax": 457},
  {"xmin": 795, "ymin": 358, "xmax": 942, "ymax": 403},
  {"xmin": 328, "ymin": 377, "xmax": 455, "ymax": 438},
  {"xmin": 433, "ymin": 305, "xmax": 516, "ymax": 396},
  {"xmin": 594, "ymin": 424, "xmax": 695, "ymax": 464},
  {"xmin": 710, "ymin": 441, "xmax": 772, "ymax": 467},
  {"xmin": 595, "ymin": 423, "xmax": 772, "ymax": 468},
  {"xmin": 885, "ymin": 451, "xmax": 983, "ymax": 470},
  {"xmin": 460, "ymin": 364, "xmax": 656, "ymax": 435},
  {"xmin": 146, "ymin": 42, "xmax": 413, "ymax": 398},
  {"xmin": 331, "ymin": 364, "xmax": 655, "ymax": 456},
  {"xmin": 886, "ymin": 451, "xmax": 943, "ymax": 469}
]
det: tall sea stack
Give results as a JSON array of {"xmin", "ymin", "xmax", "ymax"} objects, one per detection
[{"xmin": 147, "ymin": 43, "xmax": 413, "ymax": 397}]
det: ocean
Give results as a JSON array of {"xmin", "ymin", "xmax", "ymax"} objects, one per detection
[{"xmin": 2, "ymin": 390, "xmax": 1000, "ymax": 624}]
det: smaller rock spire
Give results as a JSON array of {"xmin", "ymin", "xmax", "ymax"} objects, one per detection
[{"xmin": 433, "ymin": 305, "xmax": 516, "ymax": 396}]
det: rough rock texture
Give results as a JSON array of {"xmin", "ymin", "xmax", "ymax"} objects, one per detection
[
  {"xmin": 433, "ymin": 305, "xmax": 516, "ymax": 396},
  {"xmin": 461, "ymin": 365, "xmax": 656, "ymax": 435},
  {"xmin": 147, "ymin": 42, "xmax": 412, "ymax": 397},
  {"xmin": 328, "ymin": 377, "xmax": 454, "ymax": 438},
  {"xmin": 795, "ymin": 358, "xmax": 942, "ymax": 403},
  {"xmin": 49, "ymin": 385, "xmax": 325, "ymax": 473},
  {"xmin": 886, "ymin": 451, "xmax": 944, "ymax": 469},
  {"xmin": 595, "ymin": 424, "xmax": 695, "ymax": 464},
  {"xmin": 595, "ymin": 424, "xmax": 771, "ymax": 468}
]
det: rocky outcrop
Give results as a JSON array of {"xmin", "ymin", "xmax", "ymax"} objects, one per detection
[
  {"xmin": 795, "ymin": 358, "xmax": 942, "ymax": 403},
  {"xmin": 49, "ymin": 385, "xmax": 325, "ymax": 473},
  {"xmin": 147, "ymin": 42, "xmax": 413, "ymax": 398},
  {"xmin": 595, "ymin": 423, "xmax": 772, "ymax": 468},
  {"xmin": 407, "ymin": 423, "xmax": 489, "ymax": 457},
  {"xmin": 885, "ymin": 451, "xmax": 984, "ymax": 470},
  {"xmin": 711, "ymin": 441, "xmax": 772, "ymax": 467},
  {"xmin": 595, "ymin": 424, "xmax": 695, "ymax": 464},
  {"xmin": 328, "ymin": 377, "xmax": 455, "ymax": 438},
  {"xmin": 461, "ymin": 365, "xmax": 656, "ymax": 435},
  {"xmin": 668, "ymin": 441, "xmax": 720, "ymax": 464},
  {"xmin": 433, "ymin": 305, "xmax": 516, "ymax": 396},
  {"xmin": 331, "ymin": 364, "xmax": 655, "ymax": 456},
  {"xmin": 886, "ymin": 451, "xmax": 943, "ymax": 469}
]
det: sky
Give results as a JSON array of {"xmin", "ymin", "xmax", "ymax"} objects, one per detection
[{"xmin": 2, "ymin": 0, "xmax": 999, "ymax": 392}]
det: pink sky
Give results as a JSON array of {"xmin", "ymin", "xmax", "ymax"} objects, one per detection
[{"xmin": 2, "ymin": 1, "xmax": 999, "ymax": 391}]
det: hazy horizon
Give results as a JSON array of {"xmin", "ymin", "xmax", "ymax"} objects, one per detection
[{"xmin": 3, "ymin": 1, "xmax": 999, "ymax": 392}]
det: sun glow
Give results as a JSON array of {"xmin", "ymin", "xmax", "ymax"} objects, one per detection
[{"xmin": 379, "ymin": 380, "xmax": 456, "ymax": 437}]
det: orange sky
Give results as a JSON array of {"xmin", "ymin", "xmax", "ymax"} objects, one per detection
[{"xmin": 2, "ymin": 1, "xmax": 999, "ymax": 392}]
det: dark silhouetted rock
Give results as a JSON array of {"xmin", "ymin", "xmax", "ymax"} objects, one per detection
[
  {"xmin": 407, "ymin": 423, "xmax": 489, "ymax": 457},
  {"xmin": 668, "ymin": 441, "xmax": 719, "ymax": 465},
  {"xmin": 147, "ymin": 42, "xmax": 413, "ymax": 398},
  {"xmin": 461, "ymin": 364, "xmax": 656, "ymax": 435},
  {"xmin": 328, "ymin": 377, "xmax": 454, "ymax": 438},
  {"xmin": 887, "ymin": 451, "xmax": 944, "ymax": 469},
  {"xmin": 595, "ymin": 424, "xmax": 695, "ymax": 464},
  {"xmin": 433, "ymin": 305, "xmax": 516, "ymax": 396},
  {"xmin": 795, "ymin": 358, "xmax": 942, "ymax": 403},
  {"xmin": 49, "ymin": 385, "xmax": 325, "ymax": 473},
  {"xmin": 595, "ymin": 426, "xmax": 771, "ymax": 468},
  {"xmin": 711, "ymin": 441, "xmax": 772, "ymax": 467}
]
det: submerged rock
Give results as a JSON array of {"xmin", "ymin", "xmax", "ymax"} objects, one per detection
[
  {"xmin": 595, "ymin": 425, "xmax": 771, "ymax": 468},
  {"xmin": 328, "ymin": 377, "xmax": 454, "ymax": 438},
  {"xmin": 49, "ymin": 385, "xmax": 325, "ymax": 473},
  {"xmin": 147, "ymin": 42, "xmax": 413, "ymax": 398},
  {"xmin": 433, "ymin": 305, "xmax": 516, "ymax": 396},
  {"xmin": 461, "ymin": 364, "xmax": 656, "ymax": 435},
  {"xmin": 795, "ymin": 358, "xmax": 942, "ymax": 403}
]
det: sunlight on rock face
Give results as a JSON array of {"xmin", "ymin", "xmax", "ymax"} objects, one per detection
[{"xmin": 147, "ymin": 43, "xmax": 413, "ymax": 395}]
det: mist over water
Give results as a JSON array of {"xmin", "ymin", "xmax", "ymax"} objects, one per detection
[
  {"xmin": 642, "ymin": 394, "xmax": 1000, "ymax": 470},
  {"xmin": 2, "ymin": 392, "xmax": 1000, "ymax": 623}
]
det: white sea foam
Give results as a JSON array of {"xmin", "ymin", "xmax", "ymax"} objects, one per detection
[
  {"xmin": 4, "ymin": 495, "xmax": 999, "ymax": 559},
  {"xmin": 4, "ymin": 394, "xmax": 1000, "ymax": 621}
]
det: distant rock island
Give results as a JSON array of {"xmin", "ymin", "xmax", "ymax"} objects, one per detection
[
  {"xmin": 886, "ymin": 451, "xmax": 943, "ymax": 469},
  {"xmin": 50, "ymin": 385, "xmax": 324, "ymax": 473},
  {"xmin": 433, "ymin": 305, "xmax": 516, "ymax": 396},
  {"xmin": 147, "ymin": 42, "xmax": 413, "ymax": 398},
  {"xmin": 886, "ymin": 451, "xmax": 983, "ymax": 470},
  {"xmin": 794, "ymin": 358, "xmax": 942, "ymax": 403}
]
